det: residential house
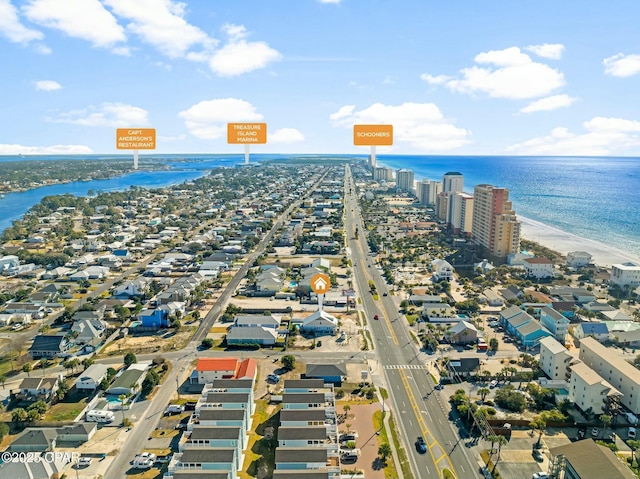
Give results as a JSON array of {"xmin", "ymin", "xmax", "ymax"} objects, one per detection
[
  {"xmin": 304, "ymin": 363, "xmax": 347, "ymax": 384},
  {"xmin": 539, "ymin": 306, "xmax": 570, "ymax": 343},
  {"xmin": 226, "ymin": 326, "xmax": 278, "ymax": 346},
  {"xmin": 499, "ymin": 285, "xmax": 524, "ymax": 302},
  {"xmin": 179, "ymin": 425, "xmax": 245, "ymax": 452},
  {"xmin": 431, "ymin": 259, "xmax": 454, "ymax": 281},
  {"xmin": 56, "ymin": 422, "xmax": 97, "ymax": 443},
  {"xmin": 566, "ymin": 251, "xmax": 593, "ymax": 268},
  {"xmin": 501, "ymin": 306, "xmax": 552, "ymax": 348},
  {"xmin": 29, "ymin": 335, "xmax": 70, "ymax": 359},
  {"xmin": 573, "ymin": 322, "xmax": 609, "ymax": 343},
  {"xmin": 579, "ymin": 337, "xmax": 640, "ymax": 414},
  {"xmin": 278, "ymin": 427, "xmax": 335, "ymax": 454},
  {"xmin": 523, "ymin": 257, "xmax": 555, "ymax": 279},
  {"xmin": 280, "ymin": 409, "xmax": 330, "ymax": 428},
  {"xmin": 549, "ymin": 439, "xmax": 636, "ymax": 479},
  {"xmin": 610, "ymin": 262, "xmax": 640, "ymax": 289},
  {"xmin": 194, "ymin": 358, "xmax": 240, "ymax": 384},
  {"xmin": 539, "ymin": 336, "xmax": 574, "ymax": 381},
  {"xmin": 445, "ymin": 320, "xmax": 478, "ymax": 344},
  {"xmin": 194, "ymin": 409, "xmax": 249, "ymax": 432},
  {"xmin": 74, "ymin": 364, "xmax": 110, "ymax": 392},
  {"xmin": 15, "ymin": 377, "xmax": 60, "ymax": 402},
  {"xmin": 167, "ymin": 448, "xmax": 237, "ymax": 478},
  {"xmin": 300, "ymin": 310, "xmax": 338, "ymax": 336},
  {"xmin": 234, "ymin": 315, "xmax": 281, "ymax": 329},
  {"xmin": 139, "ymin": 307, "xmax": 169, "ymax": 328},
  {"xmin": 113, "ymin": 279, "xmax": 148, "ymax": 299},
  {"xmin": 569, "ymin": 361, "xmax": 621, "ymax": 415},
  {"xmin": 275, "ymin": 448, "xmax": 337, "ymax": 474},
  {"xmin": 69, "ymin": 265, "xmax": 109, "ymax": 281},
  {"xmin": 71, "ymin": 318, "xmax": 107, "ymax": 345},
  {"xmin": 483, "ymin": 289, "xmax": 503, "ymax": 307},
  {"xmin": 8, "ymin": 428, "xmax": 58, "ymax": 452},
  {"xmin": 106, "ymin": 363, "xmax": 149, "ymax": 395}
]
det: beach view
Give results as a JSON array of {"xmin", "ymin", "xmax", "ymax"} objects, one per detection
[{"xmin": 1, "ymin": 2, "xmax": 639, "ymax": 479}]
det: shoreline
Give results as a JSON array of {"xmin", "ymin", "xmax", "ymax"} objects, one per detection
[{"xmin": 519, "ymin": 216, "xmax": 640, "ymax": 269}]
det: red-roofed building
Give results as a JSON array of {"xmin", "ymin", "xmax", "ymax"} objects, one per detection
[
  {"xmin": 193, "ymin": 358, "xmax": 258, "ymax": 384},
  {"xmin": 236, "ymin": 358, "xmax": 257, "ymax": 381},
  {"xmin": 524, "ymin": 257, "xmax": 555, "ymax": 279},
  {"xmin": 195, "ymin": 358, "xmax": 239, "ymax": 384}
]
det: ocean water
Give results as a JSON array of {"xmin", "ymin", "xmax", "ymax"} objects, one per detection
[
  {"xmin": 375, "ymin": 155, "xmax": 640, "ymax": 258},
  {"xmin": 0, "ymin": 154, "xmax": 638, "ymax": 258}
]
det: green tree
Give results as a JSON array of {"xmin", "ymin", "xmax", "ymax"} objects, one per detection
[
  {"xmin": 627, "ymin": 439, "xmax": 640, "ymax": 468},
  {"xmin": 201, "ymin": 338, "xmax": 214, "ymax": 349},
  {"xmin": 599, "ymin": 414, "xmax": 612, "ymax": 438},
  {"xmin": 28, "ymin": 400, "xmax": 48, "ymax": 415},
  {"xmin": 529, "ymin": 416, "xmax": 547, "ymax": 448},
  {"xmin": 124, "ymin": 352, "xmax": 137, "ymax": 368},
  {"xmin": 82, "ymin": 357, "xmax": 94, "ymax": 370},
  {"xmin": 282, "ymin": 354, "xmax": 296, "ymax": 371},
  {"xmin": 478, "ymin": 388, "xmax": 490, "ymax": 402},
  {"xmin": 489, "ymin": 338, "xmax": 499, "ymax": 351},
  {"xmin": 11, "ymin": 408, "xmax": 28, "ymax": 424},
  {"xmin": 22, "ymin": 363, "xmax": 32, "ymax": 377},
  {"xmin": 27, "ymin": 408, "xmax": 41, "ymax": 423},
  {"xmin": 378, "ymin": 443, "xmax": 392, "ymax": 462},
  {"xmin": 492, "ymin": 435, "xmax": 508, "ymax": 474}
]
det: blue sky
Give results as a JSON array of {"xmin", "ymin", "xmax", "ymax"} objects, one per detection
[{"xmin": 1, "ymin": 0, "xmax": 640, "ymax": 156}]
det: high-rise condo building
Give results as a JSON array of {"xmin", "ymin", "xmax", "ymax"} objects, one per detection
[
  {"xmin": 417, "ymin": 179, "xmax": 441, "ymax": 206},
  {"xmin": 442, "ymin": 172, "xmax": 464, "ymax": 224},
  {"xmin": 443, "ymin": 172, "xmax": 464, "ymax": 193},
  {"xmin": 373, "ymin": 167, "xmax": 394, "ymax": 182},
  {"xmin": 396, "ymin": 169, "xmax": 415, "ymax": 194},
  {"xmin": 472, "ymin": 184, "xmax": 520, "ymax": 258},
  {"xmin": 450, "ymin": 192, "xmax": 474, "ymax": 235}
]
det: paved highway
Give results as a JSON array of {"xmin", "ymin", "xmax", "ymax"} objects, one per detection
[{"xmin": 344, "ymin": 166, "xmax": 480, "ymax": 479}]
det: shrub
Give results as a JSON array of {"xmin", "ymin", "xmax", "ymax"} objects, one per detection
[{"xmin": 201, "ymin": 338, "xmax": 214, "ymax": 349}]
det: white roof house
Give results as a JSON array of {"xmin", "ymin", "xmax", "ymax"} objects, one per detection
[{"xmin": 301, "ymin": 310, "xmax": 338, "ymax": 336}]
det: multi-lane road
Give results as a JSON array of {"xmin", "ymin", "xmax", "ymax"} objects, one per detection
[{"xmin": 344, "ymin": 166, "xmax": 480, "ymax": 479}]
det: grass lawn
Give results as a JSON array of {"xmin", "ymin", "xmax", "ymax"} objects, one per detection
[
  {"xmin": 239, "ymin": 400, "xmax": 279, "ymax": 479},
  {"xmin": 149, "ymin": 428, "xmax": 178, "ymax": 439},
  {"xmin": 44, "ymin": 395, "xmax": 89, "ymax": 421},
  {"xmin": 208, "ymin": 326, "xmax": 229, "ymax": 333},
  {"xmin": 406, "ymin": 314, "xmax": 419, "ymax": 325}
]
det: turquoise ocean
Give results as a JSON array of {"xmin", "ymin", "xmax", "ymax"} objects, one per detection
[{"xmin": 0, "ymin": 154, "xmax": 638, "ymax": 258}]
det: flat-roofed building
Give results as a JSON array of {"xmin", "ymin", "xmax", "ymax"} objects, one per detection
[
  {"xmin": 539, "ymin": 336, "xmax": 574, "ymax": 381},
  {"xmin": 610, "ymin": 262, "xmax": 640, "ymax": 289}
]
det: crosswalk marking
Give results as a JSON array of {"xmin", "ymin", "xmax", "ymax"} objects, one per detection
[{"xmin": 383, "ymin": 364, "xmax": 425, "ymax": 370}]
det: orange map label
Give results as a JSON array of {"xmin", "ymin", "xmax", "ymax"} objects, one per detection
[
  {"xmin": 353, "ymin": 124, "xmax": 393, "ymax": 146},
  {"xmin": 116, "ymin": 129, "xmax": 156, "ymax": 150},
  {"xmin": 310, "ymin": 273, "xmax": 331, "ymax": 294},
  {"xmin": 227, "ymin": 123, "xmax": 267, "ymax": 144}
]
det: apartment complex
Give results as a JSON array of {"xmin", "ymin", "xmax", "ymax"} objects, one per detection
[
  {"xmin": 417, "ymin": 179, "xmax": 441, "ymax": 206},
  {"xmin": 373, "ymin": 166, "xmax": 394, "ymax": 182},
  {"xmin": 471, "ymin": 184, "xmax": 520, "ymax": 258},
  {"xmin": 450, "ymin": 192, "xmax": 474, "ymax": 235},
  {"xmin": 579, "ymin": 337, "xmax": 640, "ymax": 414}
]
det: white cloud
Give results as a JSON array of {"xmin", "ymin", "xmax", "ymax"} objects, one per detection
[
  {"xmin": 23, "ymin": 0, "xmax": 126, "ymax": 49},
  {"xmin": 420, "ymin": 73, "xmax": 453, "ymax": 85},
  {"xmin": 209, "ymin": 23, "xmax": 281, "ymax": 76},
  {"xmin": 179, "ymin": 98, "xmax": 263, "ymax": 139},
  {"xmin": 330, "ymin": 102, "xmax": 471, "ymax": 151},
  {"xmin": 0, "ymin": 143, "xmax": 93, "ymax": 155},
  {"xmin": 423, "ymin": 46, "xmax": 565, "ymax": 100},
  {"xmin": 49, "ymin": 102, "xmax": 149, "ymax": 127},
  {"xmin": 520, "ymin": 94, "xmax": 577, "ymax": 113},
  {"xmin": 103, "ymin": 0, "xmax": 216, "ymax": 58},
  {"xmin": 269, "ymin": 128, "xmax": 304, "ymax": 144},
  {"xmin": 0, "ymin": 0, "xmax": 43, "ymax": 44},
  {"xmin": 318, "ymin": 0, "xmax": 342, "ymax": 3},
  {"xmin": 525, "ymin": 43, "xmax": 565, "ymax": 60},
  {"xmin": 158, "ymin": 134, "xmax": 186, "ymax": 142},
  {"xmin": 383, "ymin": 75, "xmax": 396, "ymax": 85},
  {"xmin": 506, "ymin": 116, "xmax": 640, "ymax": 155},
  {"xmin": 34, "ymin": 79, "xmax": 62, "ymax": 91},
  {"xmin": 603, "ymin": 53, "xmax": 640, "ymax": 77}
]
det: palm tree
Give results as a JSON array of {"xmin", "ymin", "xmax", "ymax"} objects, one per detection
[
  {"xmin": 529, "ymin": 416, "xmax": 547, "ymax": 448},
  {"xmin": 628, "ymin": 439, "xmax": 640, "ymax": 469},
  {"xmin": 478, "ymin": 388, "xmax": 490, "ymax": 402},
  {"xmin": 492, "ymin": 436, "xmax": 508, "ymax": 474},
  {"xmin": 600, "ymin": 414, "xmax": 612, "ymax": 438}
]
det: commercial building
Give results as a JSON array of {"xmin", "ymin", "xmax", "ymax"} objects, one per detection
[
  {"xmin": 471, "ymin": 184, "xmax": 520, "ymax": 258},
  {"xmin": 579, "ymin": 337, "xmax": 640, "ymax": 414}
]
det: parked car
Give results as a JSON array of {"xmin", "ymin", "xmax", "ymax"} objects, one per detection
[
  {"xmin": 383, "ymin": 292, "xmax": 388, "ymax": 296},
  {"xmin": 374, "ymin": 314, "xmax": 379, "ymax": 320},
  {"xmin": 591, "ymin": 427, "xmax": 599, "ymax": 437},
  {"xmin": 340, "ymin": 453, "xmax": 358, "ymax": 464},
  {"xmin": 267, "ymin": 374, "xmax": 280, "ymax": 383},
  {"xmin": 533, "ymin": 449, "xmax": 544, "ymax": 462},
  {"xmin": 415, "ymin": 436, "xmax": 427, "ymax": 454},
  {"xmin": 489, "ymin": 380, "xmax": 498, "ymax": 389},
  {"xmin": 77, "ymin": 457, "xmax": 92, "ymax": 467},
  {"xmin": 532, "ymin": 473, "xmax": 549, "ymax": 479},
  {"xmin": 316, "ymin": 340, "xmax": 322, "ymax": 347},
  {"xmin": 629, "ymin": 427, "xmax": 637, "ymax": 439}
]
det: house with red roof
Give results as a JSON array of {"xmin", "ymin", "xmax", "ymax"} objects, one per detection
[{"xmin": 193, "ymin": 358, "xmax": 257, "ymax": 385}]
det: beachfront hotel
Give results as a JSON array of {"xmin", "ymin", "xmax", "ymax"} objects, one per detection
[
  {"xmin": 471, "ymin": 184, "xmax": 521, "ymax": 259},
  {"xmin": 450, "ymin": 192, "xmax": 474, "ymax": 235},
  {"xmin": 416, "ymin": 179, "xmax": 441, "ymax": 206}
]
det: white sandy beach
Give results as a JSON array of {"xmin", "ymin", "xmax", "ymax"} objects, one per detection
[{"xmin": 520, "ymin": 216, "xmax": 640, "ymax": 269}]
